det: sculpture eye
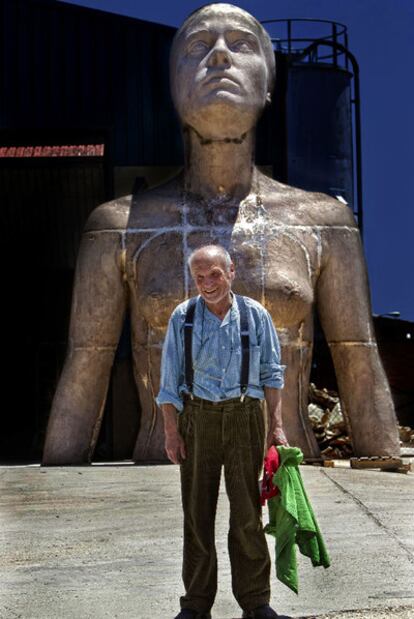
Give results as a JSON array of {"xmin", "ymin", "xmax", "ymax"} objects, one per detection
[
  {"xmin": 188, "ymin": 40, "xmax": 209, "ymax": 55},
  {"xmin": 231, "ymin": 39, "xmax": 253, "ymax": 52}
]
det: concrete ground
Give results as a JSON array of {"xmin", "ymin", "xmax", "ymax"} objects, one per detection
[{"xmin": 0, "ymin": 456, "xmax": 413, "ymax": 619}]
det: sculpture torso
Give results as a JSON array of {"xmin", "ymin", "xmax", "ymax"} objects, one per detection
[
  {"xmin": 83, "ymin": 168, "xmax": 359, "ymax": 459},
  {"xmin": 87, "ymin": 169, "xmax": 350, "ymax": 332}
]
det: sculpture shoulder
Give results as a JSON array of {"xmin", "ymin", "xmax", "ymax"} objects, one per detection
[
  {"xmin": 259, "ymin": 173, "xmax": 358, "ymax": 228},
  {"xmin": 83, "ymin": 195, "xmax": 132, "ymax": 232},
  {"xmin": 83, "ymin": 174, "xmax": 183, "ymax": 232}
]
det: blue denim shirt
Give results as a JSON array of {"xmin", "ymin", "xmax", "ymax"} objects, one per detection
[{"xmin": 156, "ymin": 293, "xmax": 286, "ymax": 413}]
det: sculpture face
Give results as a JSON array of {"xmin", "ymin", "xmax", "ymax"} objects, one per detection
[{"xmin": 170, "ymin": 4, "xmax": 270, "ymax": 139}]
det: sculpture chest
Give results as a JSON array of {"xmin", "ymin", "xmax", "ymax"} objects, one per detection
[{"xmin": 126, "ymin": 198, "xmax": 317, "ymax": 330}]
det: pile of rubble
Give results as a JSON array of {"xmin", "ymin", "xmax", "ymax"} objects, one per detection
[
  {"xmin": 399, "ymin": 425, "xmax": 414, "ymax": 446},
  {"xmin": 308, "ymin": 383, "xmax": 414, "ymax": 459},
  {"xmin": 308, "ymin": 383, "xmax": 353, "ymax": 459}
]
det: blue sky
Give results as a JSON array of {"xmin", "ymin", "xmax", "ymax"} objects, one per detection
[{"xmin": 60, "ymin": 0, "xmax": 414, "ymax": 322}]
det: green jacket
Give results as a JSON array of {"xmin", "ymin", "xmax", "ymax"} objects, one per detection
[{"xmin": 263, "ymin": 445, "xmax": 331, "ymax": 594}]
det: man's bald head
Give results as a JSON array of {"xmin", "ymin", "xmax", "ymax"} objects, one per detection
[{"xmin": 188, "ymin": 244, "xmax": 233, "ymax": 273}]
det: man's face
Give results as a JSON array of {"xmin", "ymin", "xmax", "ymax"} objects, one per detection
[
  {"xmin": 190, "ymin": 254, "xmax": 235, "ymax": 307},
  {"xmin": 170, "ymin": 6, "xmax": 269, "ymax": 138}
]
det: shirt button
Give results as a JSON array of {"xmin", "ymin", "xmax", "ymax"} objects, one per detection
[
  {"xmin": 222, "ymin": 346, "xmax": 225, "ymax": 350},
  {"xmin": 222, "ymin": 368, "xmax": 225, "ymax": 372}
]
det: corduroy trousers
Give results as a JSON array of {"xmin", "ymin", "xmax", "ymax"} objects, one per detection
[{"xmin": 177, "ymin": 395, "xmax": 271, "ymax": 613}]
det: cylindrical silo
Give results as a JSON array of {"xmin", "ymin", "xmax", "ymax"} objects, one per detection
[
  {"xmin": 259, "ymin": 19, "xmax": 362, "ymax": 231},
  {"xmin": 286, "ymin": 63, "xmax": 354, "ymax": 208}
]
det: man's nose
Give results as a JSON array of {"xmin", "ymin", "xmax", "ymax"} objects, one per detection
[{"xmin": 206, "ymin": 35, "xmax": 231, "ymax": 68}]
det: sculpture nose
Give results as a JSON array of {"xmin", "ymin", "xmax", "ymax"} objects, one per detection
[{"xmin": 206, "ymin": 36, "xmax": 231, "ymax": 68}]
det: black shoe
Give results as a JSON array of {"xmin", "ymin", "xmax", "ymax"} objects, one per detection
[
  {"xmin": 174, "ymin": 609, "xmax": 212, "ymax": 619},
  {"xmin": 242, "ymin": 604, "xmax": 279, "ymax": 618}
]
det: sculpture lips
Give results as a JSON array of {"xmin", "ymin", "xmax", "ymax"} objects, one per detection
[{"xmin": 203, "ymin": 73, "xmax": 240, "ymax": 88}]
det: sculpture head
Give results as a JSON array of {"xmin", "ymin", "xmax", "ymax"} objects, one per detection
[
  {"xmin": 188, "ymin": 244, "xmax": 235, "ymax": 306},
  {"xmin": 170, "ymin": 3, "xmax": 276, "ymax": 140}
]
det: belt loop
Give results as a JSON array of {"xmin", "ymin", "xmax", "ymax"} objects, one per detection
[{"xmin": 200, "ymin": 398, "xmax": 204, "ymax": 413}]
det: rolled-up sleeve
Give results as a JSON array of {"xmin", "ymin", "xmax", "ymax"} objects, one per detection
[
  {"xmin": 259, "ymin": 309, "xmax": 286, "ymax": 389},
  {"xmin": 155, "ymin": 310, "xmax": 185, "ymax": 413}
]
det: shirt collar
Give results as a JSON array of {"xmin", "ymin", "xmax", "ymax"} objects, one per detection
[{"xmin": 198, "ymin": 291, "xmax": 239, "ymax": 326}]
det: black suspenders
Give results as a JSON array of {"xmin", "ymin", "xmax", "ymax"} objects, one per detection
[
  {"xmin": 183, "ymin": 294, "xmax": 250, "ymax": 401},
  {"xmin": 237, "ymin": 294, "xmax": 250, "ymax": 401},
  {"xmin": 184, "ymin": 297, "xmax": 197, "ymax": 399}
]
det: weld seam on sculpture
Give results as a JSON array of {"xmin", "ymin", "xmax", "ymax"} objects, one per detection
[
  {"xmin": 131, "ymin": 230, "xmax": 176, "ymax": 264},
  {"xmin": 181, "ymin": 187, "xmax": 191, "ymax": 298},
  {"xmin": 297, "ymin": 320, "xmax": 316, "ymax": 450},
  {"xmin": 327, "ymin": 341, "xmax": 378, "ymax": 346},
  {"xmin": 314, "ymin": 228, "xmax": 322, "ymax": 280},
  {"xmin": 71, "ymin": 346, "xmax": 117, "ymax": 351},
  {"xmin": 144, "ymin": 328, "xmax": 158, "ymax": 458},
  {"xmin": 83, "ymin": 224, "xmax": 361, "ymax": 234},
  {"xmin": 89, "ymin": 386, "xmax": 111, "ymax": 462}
]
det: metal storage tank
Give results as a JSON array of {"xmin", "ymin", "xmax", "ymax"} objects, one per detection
[{"xmin": 261, "ymin": 19, "xmax": 362, "ymax": 234}]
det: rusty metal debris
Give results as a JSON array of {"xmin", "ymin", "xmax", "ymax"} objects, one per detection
[
  {"xmin": 308, "ymin": 383, "xmax": 354, "ymax": 459},
  {"xmin": 307, "ymin": 383, "xmax": 413, "ymax": 471}
]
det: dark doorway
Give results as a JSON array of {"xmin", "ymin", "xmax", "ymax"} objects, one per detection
[{"xmin": 0, "ymin": 136, "xmax": 119, "ymax": 462}]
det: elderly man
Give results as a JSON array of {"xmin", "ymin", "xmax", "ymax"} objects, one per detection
[{"xmin": 156, "ymin": 244, "xmax": 288, "ymax": 619}]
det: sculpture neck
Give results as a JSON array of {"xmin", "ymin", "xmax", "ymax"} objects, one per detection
[{"xmin": 182, "ymin": 125, "xmax": 256, "ymax": 202}]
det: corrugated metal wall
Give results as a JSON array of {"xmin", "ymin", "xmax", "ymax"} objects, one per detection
[
  {"xmin": 1, "ymin": 157, "xmax": 106, "ymax": 269},
  {"xmin": 1, "ymin": 0, "xmax": 183, "ymax": 166}
]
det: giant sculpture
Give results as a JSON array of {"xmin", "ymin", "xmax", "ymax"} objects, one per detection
[{"xmin": 42, "ymin": 3, "xmax": 401, "ymax": 465}]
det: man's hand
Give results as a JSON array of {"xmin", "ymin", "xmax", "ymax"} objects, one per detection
[
  {"xmin": 266, "ymin": 421, "xmax": 289, "ymax": 452},
  {"xmin": 264, "ymin": 386, "xmax": 289, "ymax": 451},
  {"xmin": 165, "ymin": 428, "xmax": 186, "ymax": 464},
  {"xmin": 161, "ymin": 403, "xmax": 187, "ymax": 464}
]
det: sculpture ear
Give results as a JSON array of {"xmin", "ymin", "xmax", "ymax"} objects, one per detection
[{"xmin": 265, "ymin": 92, "xmax": 272, "ymax": 105}]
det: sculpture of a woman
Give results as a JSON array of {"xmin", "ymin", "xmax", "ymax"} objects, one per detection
[{"xmin": 42, "ymin": 3, "xmax": 400, "ymax": 464}]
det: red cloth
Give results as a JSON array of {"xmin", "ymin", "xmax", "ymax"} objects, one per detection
[{"xmin": 260, "ymin": 445, "xmax": 281, "ymax": 506}]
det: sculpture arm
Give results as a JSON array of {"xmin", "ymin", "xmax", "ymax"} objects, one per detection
[
  {"xmin": 315, "ymin": 210, "xmax": 400, "ymax": 456},
  {"xmin": 155, "ymin": 310, "xmax": 185, "ymax": 413},
  {"xmin": 258, "ymin": 308, "xmax": 286, "ymax": 389},
  {"xmin": 42, "ymin": 224, "xmax": 128, "ymax": 465}
]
